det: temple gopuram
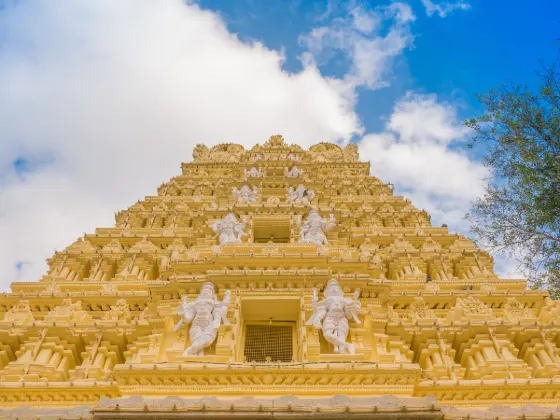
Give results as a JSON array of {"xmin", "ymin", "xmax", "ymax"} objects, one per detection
[{"xmin": 1, "ymin": 135, "xmax": 560, "ymax": 420}]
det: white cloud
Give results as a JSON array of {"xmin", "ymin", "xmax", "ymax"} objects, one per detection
[
  {"xmin": 299, "ymin": 2, "xmax": 415, "ymax": 89},
  {"xmin": 0, "ymin": 0, "xmax": 509, "ymax": 291},
  {"xmin": 0, "ymin": 0, "xmax": 365, "ymax": 290},
  {"xmin": 421, "ymin": 0, "xmax": 471, "ymax": 18},
  {"xmin": 359, "ymin": 93, "xmax": 487, "ymax": 233},
  {"xmin": 387, "ymin": 92, "xmax": 470, "ymax": 144},
  {"xmin": 359, "ymin": 94, "xmax": 524, "ymax": 279},
  {"xmin": 493, "ymin": 255, "xmax": 525, "ymax": 280}
]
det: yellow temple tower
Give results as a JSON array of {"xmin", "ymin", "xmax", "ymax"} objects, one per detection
[{"xmin": 1, "ymin": 135, "xmax": 560, "ymax": 420}]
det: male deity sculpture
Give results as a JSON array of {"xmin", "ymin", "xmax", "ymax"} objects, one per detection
[
  {"xmin": 173, "ymin": 283, "xmax": 231, "ymax": 356},
  {"xmin": 298, "ymin": 209, "xmax": 336, "ymax": 246},
  {"xmin": 285, "ymin": 166, "xmax": 303, "ymax": 177},
  {"xmin": 232, "ymin": 185, "xmax": 259, "ymax": 203},
  {"xmin": 287, "ymin": 184, "xmax": 315, "ymax": 205},
  {"xmin": 244, "ymin": 167, "xmax": 263, "ymax": 178},
  {"xmin": 306, "ymin": 279, "xmax": 361, "ymax": 355},
  {"xmin": 211, "ymin": 213, "xmax": 247, "ymax": 246}
]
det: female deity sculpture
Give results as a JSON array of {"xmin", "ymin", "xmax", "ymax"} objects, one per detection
[
  {"xmin": 306, "ymin": 279, "xmax": 361, "ymax": 355},
  {"xmin": 232, "ymin": 185, "xmax": 259, "ymax": 203},
  {"xmin": 287, "ymin": 153, "xmax": 299, "ymax": 161},
  {"xmin": 173, "ymin": 283, "xmax": 231, "ymax": 356},
  {"xmin": 244, "ymin": 167, "xmax": 263, "ymax": 178},
  {"xmin": 285, "ymin": 166, "xmax": 303, "ymax": 177},
  {"xmin": 211, "ymin": 213, "xmax": 247, "ymax": 246},
  {"xmin": 287, "ymin": 184, "xmax": 315, "ymax": 205},
  {"xmin": 298, "ymin": 209, "xmax": 336, "ymax": 246}
]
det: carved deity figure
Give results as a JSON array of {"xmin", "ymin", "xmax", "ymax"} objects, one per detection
[
  {"xmin": 306, "ymin": 279, "xmax": 361, "ymax": 354},
  {"xmin": 502, "ymin": 297, "xmax": 535, "ymax": 323},
  {"xmin": 232, "ymin": 185, "xmax": 259, "ymax": 203},
  {"xmin": 244, "ymin": 167, "xmax": 263, "ymax": 178},
  {"xmin": 45, "ymin": 298, "xmax": 92, "ymax": 325},
  {"xmin": 211, "ymin": 213, "xmax": 247, "ymax": 246},
  {"xmin": 173, "ymin": 283, "xmax": 231, "ymax": 356},
  {"xmin": 298, "ymin": 210, "xmax": 336, "ymax": 246},
  {"xmin": 55, "ymin": 298, "xmax": 84, "ymax": 314},
  {"xmin": 408, "ymin": 297, "xmax": 436, "ymax": 320},
  {"xmin": 539, "ymin": 298, "xmax": 560, "ymax": 323},
  {"xmin": 447, "ymin": 296, "xmax": 493, "ymax": 322},
  {"xmin": 1, "ymin": 300, "xmax": 34, "ymax": 325},
  {"xmin": 167, "ymin": 238, "xmax": 187, "ymax": 262},
  {"xmin": 285, "ymin": 166, "xmax": 303, "ymax": 177},
  {"xmin": 287, "ymin": 184, "xmax": 315, "ymax": 205},
  {"xmin": 107, "ymin": 299, "xmax": 131, "ymax": 322}
]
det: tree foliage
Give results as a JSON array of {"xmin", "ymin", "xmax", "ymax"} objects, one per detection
[{"xmin": 465, "ymin": 57, "xmax": 560, "ymax": 297}]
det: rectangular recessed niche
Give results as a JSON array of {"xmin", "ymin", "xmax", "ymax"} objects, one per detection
[
  {"xmin": 253, "ymin": 216, "xmax": 290, "ymax": 243},
  {"xmin": 266, "ymin": 168, "xmax": 284, "ymax": 177},
  {"xmin": 244, "ymin": 323, "xmax": 294, "ymax": 363}
]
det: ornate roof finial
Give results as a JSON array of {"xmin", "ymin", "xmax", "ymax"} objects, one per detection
[{"xmin": 264, "ymin": 134, "xmax": 286, "ymax": 147}]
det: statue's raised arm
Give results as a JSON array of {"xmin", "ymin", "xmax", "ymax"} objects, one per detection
[
  {"xmin": 344, "ymin": 289, "xmax": 361, "ymax": 325},
  {"xmin": 173, "ymin": 296, "xmax": 195, "ymax": 332},
  {"xmin": 306, "ymin": 288, "xmax": 327, "ymax": 329},
  {"xmin": 212, "ymin": 289, "xmax": 232, "ymax": 328},
  {"xmin": 232, "ymin": 187, "xmax": 240, "ymax": 202},
  {"xmin": 211, "ymin": 219, "xmax": 224, "ymax": 238},
  {"xmin": 324, "ymin": 213, "xmax": 336, "ymax": 230}
]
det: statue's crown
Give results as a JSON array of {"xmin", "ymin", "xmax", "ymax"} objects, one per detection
[
  {"xmin": 326, "ymin": 279, "xmax": 339, "ymax": 288},
  {"xmin": 324, "ymin": 279, "xmax": 342, "ymax": 297},
  {"xmin": 201, "ymin": 282, "xmax": 215, "ymax": 293}
]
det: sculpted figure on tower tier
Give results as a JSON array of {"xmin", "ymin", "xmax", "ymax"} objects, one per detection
[
  {"xmin": 244, "ymin": 167, "xmax": 263, "ymax": 178},
  {"xmin": 298, "ymin": 209, "xmax": 336, "ymax": 246},
  {"xmin": 287, "ymin": 184, "xmax": 315, "ymax": 205},
  {"xmin": 232, "ymin": 185, "xmax": 259, "ymax": 203},
  {"xmin": 212, "ymin": 213, "xmax": 247, "ymax": 246},
  {"xmin": 173, "ymin": 283, "xmax": 231, "ymax": 356},
  {"xmin": 306, "ymin": 279, "xmax": 361, "ymax": 355},
  {"xmin": 285, "ymin": 166, "xmax": 303, "ymax": 177}
]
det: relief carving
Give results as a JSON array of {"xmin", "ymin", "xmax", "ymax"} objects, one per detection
[
  {"xmin": 173, "ymin": 283, "xmax": 231, "ymax": 356},
  {"xmin": 306, "ymin": 279, "xmax": 361, "ymax": 354}
]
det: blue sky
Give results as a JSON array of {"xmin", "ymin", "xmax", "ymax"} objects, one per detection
[
  {"xmin": 199, "ymin": 0, "xmax": 559, "ymax": 132},
  {"xmin": 0, "ymin": 0, "xmax": 558, "ymax": 288}
]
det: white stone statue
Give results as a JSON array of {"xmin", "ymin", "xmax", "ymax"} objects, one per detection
[
  {"xmin": 306, "ymin": 279, "xmax": 361, "ymax": 354},
  {"xmin": 298, "ymin": 210, "xmax": 336, "ymax": 246},
  {"xmin": 173, "ymin": 283, "xmax": 231, "ymax": 356},
  {"xmin": 285, "ymin": 166, "xmax": 303, "ymax": 177},
  {"xmin": 212, "ymin": 213, "xmax": 247, "ymax": 246},
  {"xmin": 287, "ymin": 184, "xmax": 315, "ymax": 205},
  {"xmin": 232, "ymin": 185, "xmax": 259, "ymax": 203},
  {"xmin": 244, "ymin": 167, "xmax": 263, "ymax": 178}
]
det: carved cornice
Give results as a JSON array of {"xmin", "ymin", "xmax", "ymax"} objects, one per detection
[
  {"xmin": 0, "ymin": 382, "xmax": 119, "ymax": 407},
  {"xmin": 113, "ymin": 362, "xmax": 421, "ymax": 395},
  {"xmin": 415, "ymin": 378, "xmax": 560, "ymax": 406}
]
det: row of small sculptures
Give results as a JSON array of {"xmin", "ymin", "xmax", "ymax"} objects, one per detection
[
  {"xmin": 174, "ymin": 279, "xmax": 360, "ymax": 356},
  {"xmin": 232, "ymin": 183, "xmax": 314, "ymax": 205},
  {"xmin": 244, "ymin": 166, "xmax": 303, "ymax": 178},
  {"xmin": 211, "ymin": 210, "xmax": 335, "ymax": 247}
]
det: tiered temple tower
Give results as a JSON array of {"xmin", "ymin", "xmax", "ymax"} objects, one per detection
[{"xmin": 1, "ymin": 135, "xmax": 560, "ymax": 420}]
